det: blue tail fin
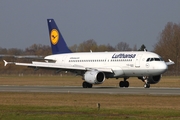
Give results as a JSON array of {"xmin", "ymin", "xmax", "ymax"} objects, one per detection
[{"xmin": 47, "ymin": 19, "xmax": 72, "ymax": 54}]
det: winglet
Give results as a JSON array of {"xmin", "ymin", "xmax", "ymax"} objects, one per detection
[
  {"xmin": 3, "ymin": 60, "xmax": 15, "ymax": 66},
  {"xmin": 3, "ymin": 60, "xmax": 8, "ymax": 66},
  {"xmin": 166, "ymin": 59, "xmax": 175, "ymax": 65}
]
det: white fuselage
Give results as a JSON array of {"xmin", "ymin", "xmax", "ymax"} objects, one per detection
[{"xmin": 45, "ymin": 51, "xmax": 168, "ymax": 78}]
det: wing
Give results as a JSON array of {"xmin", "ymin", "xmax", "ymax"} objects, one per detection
[{"xmin": 3, "ymin": 60, "xmax": 113, "ymax": 73}]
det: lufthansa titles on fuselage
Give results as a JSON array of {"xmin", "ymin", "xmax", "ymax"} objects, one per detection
[
  {"xmin": 112, "ymin": 53, "xmax": 136, "ymax": 59},
  {"xmin": 70, "ymin": 57, "xmax": 80, "ymax": 59}
]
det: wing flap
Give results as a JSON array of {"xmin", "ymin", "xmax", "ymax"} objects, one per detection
[
  {"xmin": 15, "ymin": 61, "xmax": 86, "ymax": 71},
  {"xmin": 86, "ymin": 67, "xmax": 113, "ymax": 73}
]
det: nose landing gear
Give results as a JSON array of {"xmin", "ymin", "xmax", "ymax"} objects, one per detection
[
  {"xmin": 138, "ymin": 76, "xmax": 150, "ymax": 88},
  {"xmin": 144, "ymin": 79, "xmax": 150, "ymax": 88}
]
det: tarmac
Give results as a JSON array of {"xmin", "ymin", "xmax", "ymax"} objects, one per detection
[{"xmin": 0, "ymin": 85, "xmax": 180, "ymax": 95}]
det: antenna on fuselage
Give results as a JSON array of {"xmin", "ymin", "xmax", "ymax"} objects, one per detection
[{"xmin": 144, "ymin": 49, "xmax": 147, "ymax": 52}]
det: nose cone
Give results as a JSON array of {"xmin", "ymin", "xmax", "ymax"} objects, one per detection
[{"xmin": 157, "ymin": 62, "xmax": 168, "ymax": 73}]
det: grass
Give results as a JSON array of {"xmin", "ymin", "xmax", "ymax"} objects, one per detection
[
  {"xmin": 0, "ymin": 92, "xmax": 180, "ymax": 120},
  {"xmin": 0, "ymin": 105, "xmax": 180, "ymax": 120},
  {"xmin": 0, "ymin": 75, "xmax": 180, "ymax": 119}
]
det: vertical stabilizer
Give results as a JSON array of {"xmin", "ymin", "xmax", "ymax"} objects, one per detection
[{"xmin": 47, "ymin": 19, "xmax": 72, "ymax": 54}]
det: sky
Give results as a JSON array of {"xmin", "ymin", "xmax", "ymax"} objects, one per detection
[{"xmin": 0, "ymin": 0, "xmax": 180, "ymax": 51}]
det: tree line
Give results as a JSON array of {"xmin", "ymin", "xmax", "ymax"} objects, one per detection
[
  {"xmin": 0, "ymin": 22, "xmax": 179, "ymax": 75},
  {"xmin": 0, "ymin": 40, "xmax": 138, "ymax": 55},
  {"xmin": 154, "ymin": 22, "xmax": 180, "ymax": 75}
]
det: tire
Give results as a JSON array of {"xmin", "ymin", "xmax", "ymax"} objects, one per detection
[
  {"xmin": 119, "ymin": 81, "xmax": 124, "ymax": 87},
  {"xmin": 87, "ymin": 83, "xmax": 93, "ymax": 88},
  {"xmin": 144, "ymin": 83, "xmax": 150, "ymax": 88},
  {"xmin": 124, "ymin": 81, "xmax": 129, "ymax": 88},
  {"xmin": 82, "ymin": 82, "xmax": 88, "ymax": 88}
]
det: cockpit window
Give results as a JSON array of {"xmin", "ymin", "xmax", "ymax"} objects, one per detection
[
  {"xmin": 154, "ymin": 58, "xmax": 160, "ymax": 61},
  {"xmin": 146, "ymin": 57, "xmax": 163, "ymax": 62},
  {"xmin": 146, "ymin": 58, "xmax": 150, "ymax": 61},
  {"xmin": 160, "ymin": 57, "xmax": 164, "ymax": 61},
  {"xmin": 150, "ymin": 58, "xmax": 154, "ymax": 61}
]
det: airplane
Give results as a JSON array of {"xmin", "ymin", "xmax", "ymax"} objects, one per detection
[{"xmin": 3, "ymin": 19, "xmax": 175, "ymax": 88}]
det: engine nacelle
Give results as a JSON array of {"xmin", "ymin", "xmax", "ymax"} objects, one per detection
[
  {"xmin": 84, "ymin": 70, "xmax": 105, "ymax": 84},
  {"xmin": 147, "ymin": 75, "xmax": 161, "ymax": 84}
]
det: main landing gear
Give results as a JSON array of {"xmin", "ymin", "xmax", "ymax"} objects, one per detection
[
  {"xmin": 82, "ymin": 81, "xmax": 93, "ymax": 88},
  {"xmin": 119, "ymin": 78, "xmax": 129, "ymax": 88}
]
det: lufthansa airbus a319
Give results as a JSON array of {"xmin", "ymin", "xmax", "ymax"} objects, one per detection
[{"xmin": 4, "ymin": 19, "xmax": 174, "ymax": 88}]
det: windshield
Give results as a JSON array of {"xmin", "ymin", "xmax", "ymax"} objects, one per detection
[{"xmin": 146, "ymin": 57, "xmax": 163, "ymax": 62}]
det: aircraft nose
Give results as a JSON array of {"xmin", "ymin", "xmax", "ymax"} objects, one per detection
[{"xmin": 158, "ymin": 62, "xmax": 168, "ymax": 73}]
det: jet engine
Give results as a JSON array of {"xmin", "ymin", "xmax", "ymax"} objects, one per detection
[
  {"xmin": 147, "ymin": 75, "xmax": 161, "ymax": 84},
  {"xmin": 84, "ymin": 70, "xmax": 105, "ymax": 84}
]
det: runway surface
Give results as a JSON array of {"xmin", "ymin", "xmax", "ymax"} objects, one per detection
[{"xmin": 0, "ymin": 85, "xmax": 180, "ymax": 95}]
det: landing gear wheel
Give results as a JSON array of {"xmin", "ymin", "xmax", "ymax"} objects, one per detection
[
  {"xmin": 124, "ymin": 81, "xmax": 129, "ymax": 88},
  {"xmin": 119, "ymin": 81, "xmax": 124, "ymax": 87},
  {"xmin": 119, "ymin": 81, "xmax": 129, "ymax": 88},
  {"xmin": 87, "ymin": 83, "xmax": 93, "ymax": 88},
  {"xmin": 82, "ymin": 82, "xmax": 88, "ymax": 88},
  {"xmin": 82, "ymin": 82, "xmax": 93, "ymax": 88},
  {"xmin": 144, "ymin": 83, "xmax": 150, "ymax": 88}
]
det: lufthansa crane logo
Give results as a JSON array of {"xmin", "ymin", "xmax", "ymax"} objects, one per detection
[{"xmin": 50, "ymin": 29, "xmax": 59, "ymax": 45}]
